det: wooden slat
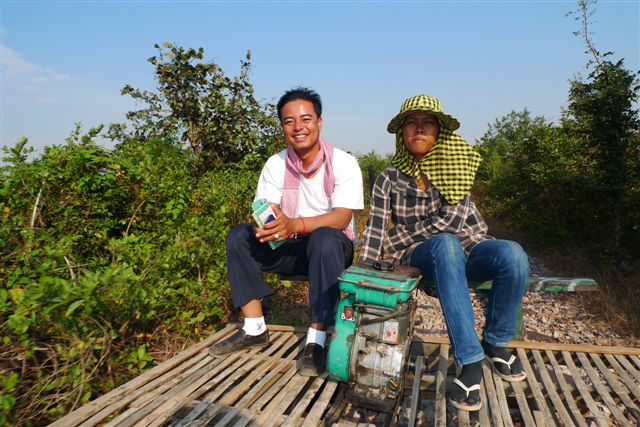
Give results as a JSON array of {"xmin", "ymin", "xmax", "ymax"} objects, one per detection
[
  {"xmin": 175, "ymin": 331, "xmax": 297, "ymax": 424},
  {"xmin": 198, "ymin": 348, "xmax": 300, "ymax": 425},
  {"xmin": 615, "ymin": 354, "xmax": 640, "ymax": 383},
  {"xmin": 281, "ymin": 376, "xmax": 329, "ymax": 427},
  {"xmin": 300, "ymin": 378, "xmax": 339, "ymax": 427},
  {"xmin": 180, "ymin": 346, "xmax": 295, "ymax": 427},
  {"xmin": 154, "ymin": 332, "xmax": 288, "ymax": 425},
  {"xmin": 589, "ymin": 353, "xmax": 640, "ymax": 424},
  {"xmin": 50, "ymin": 324, "xmax": 236, "ymax": 427},
  {"xmin": 491, "ymin": 369, "xmax": 514, "ymax": 427},
  {"xmin": 604, "ymin": 353, "xmax": 640, "ymax": 401},
  {"xmin": 434, "ymin": 344, "xmax": 449, "ymax": 427},
  {"xmin": 81, "ymin": 349, "xmax": 211, "ymax": 425},
  {"xmin": 562, "ymin": 351, "xmax": 608, "ymax": 427},
  {"xmin": 232, "ymin": 335, "xmax": 302, "ymax": 406},
  {"xmin": 517, "ymin": 347, "xmax": 556, "ymax": 426},
  {"xmin": 123, "ymin": 358, "xmax": 233, "ymax": 427},
  {"xmin": 254, "ymin": 371, "xmax": 310, "ymax": 426},
  {"xmin": 174, "ymin": 401, "xmax": 211, "ymax": 426},
  {"xmin": 119, "ymin": 353, "xmax": 216, "ymax": 413},
  {"xmin": 54, "ymin": 325, "xmax": 640, "ymax": 426},
  {"xmin": 175, "ymin": 401, "xmax": 226, "ymax": 427},
  {"xmin": 104, "ymin": 346, "xmax": 243, "ymax": 425},
  {"xmin": 174, "ymin": 401, "xmax": 208, "ymax": 427},
  {"xmin": 511, "ymin": 381, "xmax": 536, "ymax": 426},
  {"xmin": 531, "ymin": 349, "xmax": 578, "ymax": 427},
  {"xmin": 319, "ymin": 383, "xmax": 348, "ymax": 427},
  {"xmin": 407, "ymin": 355, "xmax": 423, "ymax": 427},
  {"xmin": 244, "ymin": 323, "xmax": 308, "ymax": 333},
  {"xmin": 481, "ymin": 363, "xmax": 504, "ymax": 427},
  {"xmin": 103, "ymin": 358, "xmax": 219, "ymax": 427},
  {"xmin": 179, "ymin": 350, "xmax": 268, "ymax": 412},
  {"xmin": 216, "ymin": 406, "xmax": 253, "ymax": 427},
  {"xmin": 251, "ymin": 365, "xmax": 308, "ymax": 426},
  {"xmin": 470, "ymin": 276, "xmax": 598, "ymax": 293},
  {"xmin": 546, "ymin": 350, "xmax": 589, "ymax": 427},
  {"xmin": 533, "ymin": 410, "xmax": 546, "ymax": 426},
  {"xmin": 232, "ymin": 357, "xmax": 296, "ymax": 408},
  {"xmin": 576, "ymin": 352, "xmax": 630, "ymax": 425},
  {"xmin": 204, "ymin": 333, "xmax": 299, "ymax": 405},
  {"xmin": 457, "ymin": 408, "xmax": 470, "ymax": 426},
  {"xmin": 248, "ymin": 364, "xmax": 300, "ymax": 415},
  {"xmin": 413, "ymin": 336, "xmax": 640, "ymax": 356},
  {"xmin": 477, "ymin": 374, "xmax": 492, "ymax": 427},
  {"xmin": 120, "ymin": 332, "xmax": 285, "ymax": 427}
]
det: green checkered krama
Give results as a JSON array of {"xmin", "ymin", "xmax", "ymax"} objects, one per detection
[{"xmin": 388, "ymin": 94, "xmax": 482, "ymax": 206}]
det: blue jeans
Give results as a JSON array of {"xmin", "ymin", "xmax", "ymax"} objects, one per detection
[{"xmin": 408, "ymin": 233, "xmax": 529, "ymax": 365}]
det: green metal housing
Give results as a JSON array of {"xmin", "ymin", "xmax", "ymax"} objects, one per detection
[
  {"xmin": 338, "ymin": 264, "xmax": 420, "ymax": 308},
  {"xmin": 327, "ymin": 263, "xmax": 421, "ymax": 383},
  {"xmin": 326, "ymin": 296, "xmax": 357, "ymax": 382}
]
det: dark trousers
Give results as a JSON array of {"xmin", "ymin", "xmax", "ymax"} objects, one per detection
[{"xmin": 226, "ymin": 224, "xmax": 354, "ymax": 326}]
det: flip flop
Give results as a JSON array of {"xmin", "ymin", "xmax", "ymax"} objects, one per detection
[
  {"xmin": 485, "ymin": 353, "xmax": 527, "ymax": 382},
  {"xmin": 482, "ymin": 340, "xmax": 527, "ymax": 382},
  {"xmin": 448, "ymin": 378, "xmax": 482, "ymax": 411}
]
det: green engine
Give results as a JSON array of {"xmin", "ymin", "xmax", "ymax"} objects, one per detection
[{"xmin": 327, "ymin": 261, "xmax": 422, "ymax": 411}]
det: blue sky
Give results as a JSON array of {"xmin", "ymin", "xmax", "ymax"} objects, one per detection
[{"xmin": 1, "ymin": 0, "xmax": 638, "ymax": 158}]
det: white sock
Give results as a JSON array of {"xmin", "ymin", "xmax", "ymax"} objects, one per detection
[
  {"xmin": 242, "ymin": 316, "xmax": 266, "ymax": 336},
  {"xmin": 306, "ymin": 327, "xmax": 326, "ymax": 348}
]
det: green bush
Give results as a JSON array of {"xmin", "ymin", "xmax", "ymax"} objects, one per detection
[
  {"xmin": 356, "ymin": 150, "xmax": 392, "ymax": 205},
  {"xmin": 0, "ymin": 132, "xmax": 262, "ymax": 424}
]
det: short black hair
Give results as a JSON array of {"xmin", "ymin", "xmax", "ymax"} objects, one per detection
[{"xmin": 276, "ymin": 87, "xmax": 322, "ymax": 122}]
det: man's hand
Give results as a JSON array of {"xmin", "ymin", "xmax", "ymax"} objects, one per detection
[{"xmin": 254, "ymin": 205, "xmax": 302, "ymax": 243}]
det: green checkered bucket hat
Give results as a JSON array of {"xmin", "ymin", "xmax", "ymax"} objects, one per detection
[
  {"xmin": 389, "ymin": 94, "xmax": 481, "ymax": 205},
  {"xmin": 387, "ymin": 94, "xmax": 460, "ymax": 133}
]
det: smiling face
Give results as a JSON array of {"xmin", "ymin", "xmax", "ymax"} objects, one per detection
[
  {"xmin": 281, "ymin": 99, "xmax": 323, "ymax": 157},
  {"xmin": 402, "ymin": 112, "xmax": 440, "ymax": 161}
]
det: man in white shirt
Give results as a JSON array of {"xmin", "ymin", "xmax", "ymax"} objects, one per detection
[{"xmin": 209, "ymin": 87, "xmax": 364, "ymax": 376}]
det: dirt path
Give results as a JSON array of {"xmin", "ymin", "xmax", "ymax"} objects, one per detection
[
  {"xmin": 414, "ymin": 256, "xmax": 639, "ymax": 347},
  {"xmin": 266, "ymin": 247, "xmax": 639, "ymax": 348}
]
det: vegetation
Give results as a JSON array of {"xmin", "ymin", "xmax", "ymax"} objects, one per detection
[
  {"xmin": 0, "ymin": 133, "xmax": 266, "ymax": 424},
  {"xmin": 1, "ymin": 2, "xmax": 638, "ymax": 423},
  {"xmin": 107, "ymin": 42, "xmax": 282, "ymax": 169},
  {"xmin": 474, "ymin": 0, "xmax": 640, "ymax": 342},
  {"xmin": 356, "ymin": 150, "xmax": 393, "ymax": 205},
  {"xmin": 475, "ymin": 1, "xmax": 640, "ymax": 261},
  {"xmin": 0, "ymin": 45, "xmax": 283, "ymax": 425}
]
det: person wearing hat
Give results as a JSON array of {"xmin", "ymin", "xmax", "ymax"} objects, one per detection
[{"xmin": 359, "ymin": 94, "xmax": 529, "ymax": 411}]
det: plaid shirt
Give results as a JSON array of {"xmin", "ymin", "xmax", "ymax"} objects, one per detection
[{"xmin": 358, "ymin": 166, "xmax": 493, "ymax": 265}]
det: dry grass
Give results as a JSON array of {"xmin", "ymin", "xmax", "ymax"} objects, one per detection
[{"xmin": 488, "ymin": 218, "xmax": 640, "ymax": 342}]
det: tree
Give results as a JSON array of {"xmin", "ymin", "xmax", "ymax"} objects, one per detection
[
  {"xmin": 474, "ymin": 111, "xmax": 586, "ymax": 243},
  {"xmin": 563, "ymin": 0, "xmax": 640, "ymax": 250},
  {"xmin": 475, "ymin": 110, "xmax": 553, "ymax": 183},
  {"xmin": 109, "ymin": 43, "xmax": 282, "ymax": 169}
]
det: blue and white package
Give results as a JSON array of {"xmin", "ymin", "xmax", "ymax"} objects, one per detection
[{"xmin": 251, "ymin": 198, "xmax": 285, "ymax": 249}]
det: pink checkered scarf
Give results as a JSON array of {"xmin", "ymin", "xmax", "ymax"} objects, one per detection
[{"xmin": 282, "ymin": 137, "xmax": 355, "ymax": 241}]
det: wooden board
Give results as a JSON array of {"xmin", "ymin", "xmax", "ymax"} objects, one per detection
[
  {"xmin": 470, "ymin": 276, "xmax": 599, "ymax": 293},
  {"xmin": 53, "ymin": 325, "xmax": 640, "ymax": 426}
]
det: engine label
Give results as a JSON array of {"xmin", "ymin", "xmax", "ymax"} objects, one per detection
[
  {"xmin": 341, "ymin": 305, "xmax": 355, "ymax": 322},
  {"xmin": 382, "ymin": 320, "xmax": 399, "ymax": 344}
]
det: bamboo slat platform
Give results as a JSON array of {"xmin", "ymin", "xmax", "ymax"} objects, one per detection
[{"xmin": 51, "ymin": 324, "xmax": 640, "ymax": 427}]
